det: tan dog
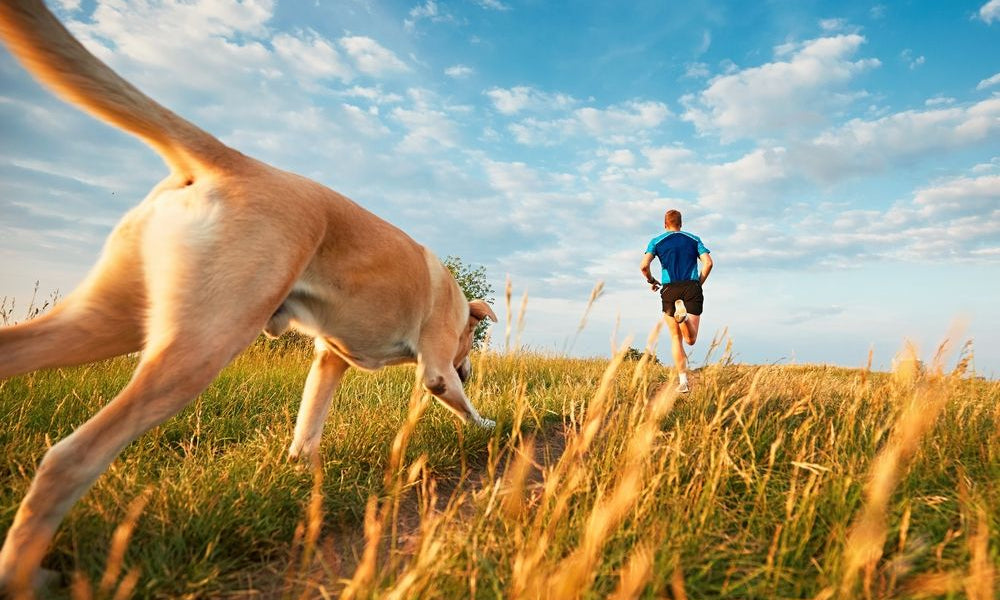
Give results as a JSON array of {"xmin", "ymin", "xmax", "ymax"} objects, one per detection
[{"xmin": 0, "ymin": 0, "xmax": 497, "ymax": 591}]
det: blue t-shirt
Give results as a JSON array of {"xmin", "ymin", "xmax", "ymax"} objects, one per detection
[{"xmin": 645, "ymin": 231, "xmax": 710, "ymax": 284}]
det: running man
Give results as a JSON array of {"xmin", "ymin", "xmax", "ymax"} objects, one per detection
[{"xmin": 640, "ymin": 209, "xmax": 713, "ymax": 393}]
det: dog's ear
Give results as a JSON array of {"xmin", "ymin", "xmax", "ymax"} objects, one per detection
[{"xmin": 469, "ymin": 299, "xmax": 498, "ymax": 322}]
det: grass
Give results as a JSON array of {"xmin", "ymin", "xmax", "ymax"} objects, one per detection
[{"xmin": 1, "ymin": 332, "xmax": 998, "ymax": 599}]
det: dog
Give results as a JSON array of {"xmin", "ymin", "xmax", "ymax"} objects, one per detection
[{"xmin": 0, "ymin": 0, "xmax": 497, "ymax": 591}]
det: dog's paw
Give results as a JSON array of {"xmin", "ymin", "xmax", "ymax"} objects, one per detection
[{"xmin": 287, "ymin": 440, "xmax": 319, "ymax": 465}]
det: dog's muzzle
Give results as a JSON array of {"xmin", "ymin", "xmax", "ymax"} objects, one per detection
[{"xmin": 457, "ymin": 357, "xmax": 472, "ymax": 383}]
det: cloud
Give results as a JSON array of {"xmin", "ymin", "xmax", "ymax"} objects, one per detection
[
  {"xmin": 977, "ymin": 72, "xmax": 1000, "ymax": 90},
  {"xmin": 576, "ymin": 102, "xmax": 671, "ymax": 138},
  {"xmin": 629, "ymin": 94, "xmax": 1000, "ymax": 220},
  {"xmin": 979, "ymin": 0, "xmax": 1000, "ymax": 24},
  {"xmin": 66, "ymin": 0, "xmax": 276, "ymax": 105},
  {"xmin": 636, "ymin": 144, "xmax": 789, "ymax": 214},
  {"xmin": 606, "ymin": 149, "xmax": 635, "ymax": 167},
  {"xmin": 711, "ymin": 172, "xmax": 1000, "ymax": 269},
  {"xmin": 504, "ymin": 99, "xmax": 671, "ymax": 146},
  {"xmin": 391, "ymin": 89, "xmax": 461, "ymax": 153},
  {"xmin": 475, "ymin": 0, "xmax": 510, "ymax": 10},
  {"xmin": 798, "ymin": 97, "xmax": 1000, "ymax": 182},
  {"xmin": 683, "ymin": 62, "xmax": 710, "ymax": 79},
  {"xmin": 696, "ymin": 30, "xmax": 712, "ymax": 55},
  {"xmin": 485, "ymin": 86, "xmax": 578, "ymax": 114},
  {"xmin": 338, "ymin": 85, "xmax": 405, "ymax": 104},
  {"xmin": 273, "ymin": 31, "xmax": 353, "ymax": 82},
  {"xmin": 340, "ymin": 36, "xmax": 409, "ymax": 76},
  {"xmin": 445, "ymin": 64, "xmax": 474, "ymax": 78},
  {"xmin": 682, "ymin": 34, "xmax": 880, "ymax": 141},
  {"xmin": 341, "ymin": 103, "xmax": 391, "ymax": 138},
  {"xmin": 404, "ymin": 0, "xmax": 458, "ymax": 31},
  {"xmin": 819, "ymin": 18, "xmax": 848, "ymax": 31},
  {"xmin": 901, "ymin": 48, "xmax": 925, "ymax": 70}
]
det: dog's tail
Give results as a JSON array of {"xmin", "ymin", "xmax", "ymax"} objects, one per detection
[{"xmin": 0, "ymin": 0, "xmax": 232, "ymax": 176}]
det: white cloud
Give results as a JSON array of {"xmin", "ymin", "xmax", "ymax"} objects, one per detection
[
  {"xmin": 717, "ymin": 172, "xmax": 1000, "ymax": 267},
  {"xmin": 445, "ymin": 64, "xmax": 474, "ymax": 78},
  {"xmin": 476, "ymin": 0, "xmax": 511, "ymax": 10},
  {"xmin": 339, "ymin": 36, "xmax": 409, "ymax": 76},
  {"xmin": 391, "ymin": 90, "xmax": 461, "ymax": 153},
  {"xmin": 504, "ymin": 100, "xmax": 670, "ymax": 146},
  {"xmin": 273, "ymin": 32, "xmax": 353, "ymax": 82},
  {"xmin": 977, "ymin": 72, "xmax": 1000, "ymax": 90},
  {"xmin": 979, "ymin": 0, "xmax": 1000, "ymax": 24},
  {"xmin": 68, "ymin": 0, "xmax": 276, "ymax": 102},
  {"xmin": 485, "ymin": 86, "xmax": 578, "ymax": 114},
  {"xmin": 508, "ymin": 117, "xmax": 575, "ymax": 146},
  {"xmin": 682, "ymin": 34, "xmax": 880, "ymax": 141},
  {"xmin": 901, "ymin": 48, "xmax": 925, "ymax": 70},
  {"xmin": 576, "ymin": 101, "xmax": 671, "ymax": 139},
  {"xmin": 339, "ymin": 85, "xmax": 405, "ymax": 104},
  {"xmin": 819, "ymin": 18, "xmax": 847, "ymax": 31},
  {"xmin": 633, "ymin": 95, "xmax": 1000, "ymax": 216},
  {"xmin": 639, "ymin": 145, "xmax": 789, "ymax": 213},
  {"xmin": 606, "ymin": 149, "xmax": 635, "ymax": 167},
  {"xmin": 696, "ymin": 30, "xmax": 712, "ymax": 55},
  {"xmin": 799, "ymin": 97, "xmax": 1000, "ymax": 181},
  {"xmin": 683, "ymin": 62, "xmax": 710, "ymax": 79},
  {"xmin": 341, "ymin": 103, "xmax": 390, "ymax": 138},
  {"xmin": 925, "ymin": 96, "xmax": 956, "ymax": 106},
  {"xmin": 404, "ymin": 0, "xmax": 458, "ymax": 31},
  {"xmin": 911, "ymin": 174, "xmax": 1000, "ymax": 219}
]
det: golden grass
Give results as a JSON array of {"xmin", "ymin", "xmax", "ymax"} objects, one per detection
[{"xmin": 1, "ymin": 321, "xmax": 997, "ymax": 598}]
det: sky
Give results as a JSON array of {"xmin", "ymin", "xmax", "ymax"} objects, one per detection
[{"xmin": 1, "ymin": 0, "xmax": 998, "ymax": 375}]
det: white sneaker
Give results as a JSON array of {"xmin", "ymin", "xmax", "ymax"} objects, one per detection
[
  {"xmin": 677, "ymin": 382, "xmax": 690, "ymax": 394},
  {"xmin": 674, "ymin": 299, "xmax": 688, "ymax": 324}
]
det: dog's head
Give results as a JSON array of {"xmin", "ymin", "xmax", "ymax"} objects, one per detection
[{"xmin": 455, "ymin": 299, "xmax": 497, "ymax": 382}]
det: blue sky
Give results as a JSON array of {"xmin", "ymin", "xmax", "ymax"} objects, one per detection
[{"xmin": 1, "ymin": 0, "xmax": 998, "ymax": 374}]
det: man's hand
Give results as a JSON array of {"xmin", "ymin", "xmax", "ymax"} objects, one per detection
[{"xmin": 640, "ymin": 253, "xmax": 660, "ymax": 292}]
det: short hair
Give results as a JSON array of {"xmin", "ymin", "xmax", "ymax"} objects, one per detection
[{"xmin": 664, "ymin": 209, "xmax": 682, "ymax": 229}]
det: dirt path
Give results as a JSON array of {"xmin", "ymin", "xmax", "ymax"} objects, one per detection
[{"xmin": 229, "ymin": 424, "xmax": 570, "ymax": 598}]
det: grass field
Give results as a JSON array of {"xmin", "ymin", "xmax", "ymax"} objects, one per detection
[{"xmin": 1, "ymin": 331, "xmax": 998, "ymax": 599}]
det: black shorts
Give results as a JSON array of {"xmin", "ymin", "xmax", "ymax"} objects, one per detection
[{"xmin": 660, "ymin": 280, "xmax": 704, "ymax": 316}]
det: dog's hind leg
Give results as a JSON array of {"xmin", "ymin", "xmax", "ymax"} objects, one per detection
[
  {"xmin": 0, "ymin": 271, "xmax": 146, "ymax": 381},
  {"xmin": 0, "ymin": 208, "xmax": 152, "ymax": 379},
  {"xmin": 288, "ymin": 339, "xmax": 349, "ymax": 461},
  {"xmin": 0, "ymin": 315, "xmax": 261, "ymax": 592},
  {"xmin": 0, "ymin": 298, "xmax": 144, "ymax": 379}
]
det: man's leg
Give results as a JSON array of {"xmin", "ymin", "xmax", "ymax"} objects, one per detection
[
  {"xmin": 681, "ymin": 314, "xmax": 700, "ymax": 346},
  {"xmin": 664, "ymin": 316, "xmax": 690, "ymax": 392}
]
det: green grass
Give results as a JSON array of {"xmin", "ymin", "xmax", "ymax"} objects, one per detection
[{"xmin": 1, "ymin": 337, "xmax": 997, "ymax": 599}]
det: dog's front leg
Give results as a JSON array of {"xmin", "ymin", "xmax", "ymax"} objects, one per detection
[
  {"xmin": 419, "ymin": 355, "xmax": 495, "ymax": 429},
  {"xmin": 288, "ymin": 340, "xmax": 349, "ymax": 461}
]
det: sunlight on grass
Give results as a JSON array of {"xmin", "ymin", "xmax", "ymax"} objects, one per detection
[{"xmin": 1, "ymin": 307, "xmax": 997, "ymax": 598}]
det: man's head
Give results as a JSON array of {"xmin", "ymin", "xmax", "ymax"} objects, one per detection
[{"xmin": 664, "ymin": 209, "xmax": 682, "ymax": 231}]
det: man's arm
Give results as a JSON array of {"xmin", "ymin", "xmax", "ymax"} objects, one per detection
[
  {"xmin": 698, "ymin": 252, "xmax": 713, "ymax": 285},
  {"xmin": 640, "ymin": 253, "xmax": 660, "ymax": 291}
]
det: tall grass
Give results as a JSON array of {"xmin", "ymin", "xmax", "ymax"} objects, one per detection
[{"xmin": 1, "ymin": 328, "xmax": 997, "ymax": 598}]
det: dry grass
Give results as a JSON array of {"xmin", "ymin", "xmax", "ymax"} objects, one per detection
[{"xmin": 1, "ymin": 322, "xmax": 998, "ymax": 598}]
